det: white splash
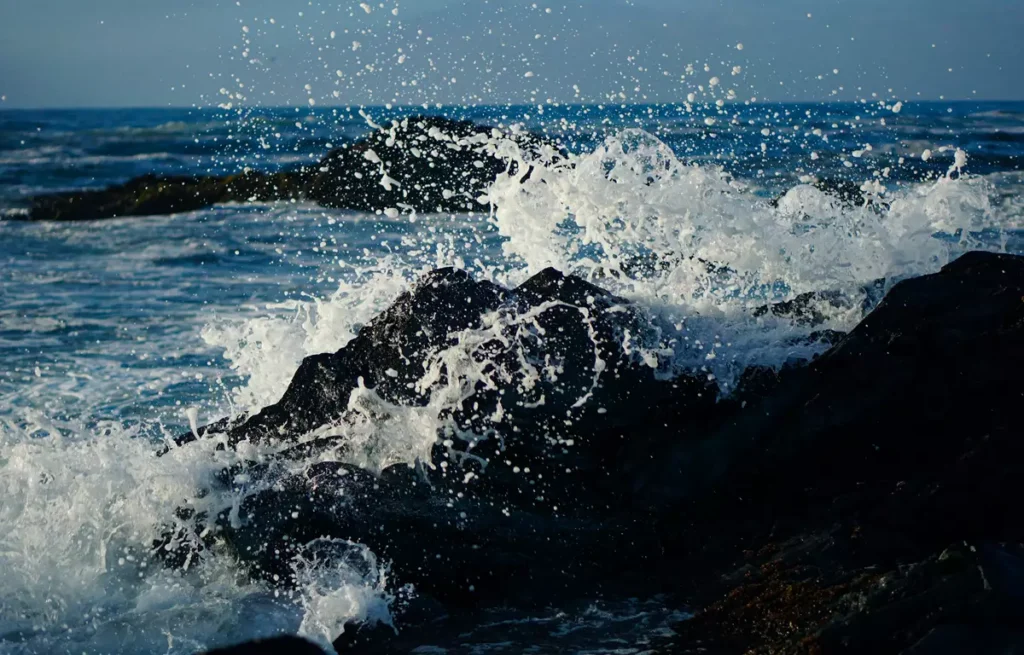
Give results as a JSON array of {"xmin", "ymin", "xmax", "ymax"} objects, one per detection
[
  {"xmin": 202, "ymin": 126, "xmax": 1008, "ymax": 472},
  {"xmin": 293, "ymin": 539, "xmax": 394, "ymax": 651},
  {"xmin": 484, "ymin": 128, "xmax": 1002, "ymax": 382},
  {"xmin": 0, "ymin": 414, "xmax": 391, "ymax": 654},
  {"xmin": 201, "ymin": 260, "xmax": 414, "ymax": 414}
]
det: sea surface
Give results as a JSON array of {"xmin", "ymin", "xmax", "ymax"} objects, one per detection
[{"xmin": 1, "ymin": 103, "xmax": 1023, "ymax": 654}]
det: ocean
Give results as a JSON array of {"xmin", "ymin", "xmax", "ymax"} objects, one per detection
[{"xmin": 1, "ymin": 103, "xmax": 1023, "ymax": 653}]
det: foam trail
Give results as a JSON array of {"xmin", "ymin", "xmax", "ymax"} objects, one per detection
[{"xmin": 0, "ymin": 416, "xmax": 392, "ymax": 654}]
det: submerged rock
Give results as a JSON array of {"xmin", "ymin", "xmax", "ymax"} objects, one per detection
[
  {"xmin": 166, "ymin": 251, "xmax": 1024, "ymax": 654},
  {"xmin": 24, "ymin": 116, "xmax": 549, "ymax": 221},
  {"xmin": 770, "ymin": 177, "xmax": 876, "ymax": 210}
]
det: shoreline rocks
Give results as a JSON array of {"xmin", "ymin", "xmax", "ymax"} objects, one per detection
[
  {"xmin": 21, "ymin": 116, "xmax": 549, "ymax": 221},
  {"xmin": 176, "ymin": 251, "xmax": 1024, "ymax": 654}
]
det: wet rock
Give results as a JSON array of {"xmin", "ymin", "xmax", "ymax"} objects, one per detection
[
  {"xmin": 653, "ymin": 251, "xmax": 1024, "ymax": 652},
  {"xmin": 197, "ymin": 266, "xmax": 510, "ymax": 448},
  {"xmin": 24, "ymin": 116, "xmax": 548, "ymax": 221},
  {"xmin": 770, "ymin": 178, "xmax": 874, "ymax": 210},
  {"xmin": 209, "ymin": 459, "xmax": 662, "ymax": 608},
  {"xmin": 165, "ymin": 251, "xmax": 1024, "ymax": 652},
  {"xmin": 753, "ymin": 278, "xmax": 887, "ymax": 327},
  {"xmin": 199, "ymin": 636, "xmax": 325, "ymax": 655},
  {"xmin": 165, "ymin": 265, "xmax": 707, "ymax": 607},
  {"xmin": 26, "ymin": 171, "xmax": 304, "ymax": 222},
  {"xmin": 305, "ymin": 115, "xmax": 549, "ymax": 213},
  {"xmin": 184, "ymin": 265, "xmax": 710, "ymax": 477},
  {"xmin": 642, "ymin": 251, "xmax": 1024, "ymax": 509},
  {"xmin": 811, "ymin": 178, "xmax": 871, "ymax": 207},
  {"xmin": 673, "ymin": 537, "xmax": 1024, "ymax": 655}
]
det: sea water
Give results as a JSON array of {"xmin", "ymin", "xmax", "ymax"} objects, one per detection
[{"xmin": 1, "ymin": 103, "xmax": 1023, "ymax": 653}]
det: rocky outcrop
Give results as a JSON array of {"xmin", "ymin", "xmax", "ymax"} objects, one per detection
[
  {"xmin": 176, "ymin": 251, "xmax": 1024, "ymax": 654},
  {"xmin": 25, "ymin": 172, "xmax": 305, "ymax": 222},
  {"xmin": 177, "ymin": 265, "xmax": 713, "ymax": 467},
  {"xmin": 168, "ymin": 265, "xmax": 714, "ymax": 612},
  {"xmin": 654, "ymin": 251, "xmax": 1024, "ymax": 653},
  {"xmin": 304, "ymin": 115, "xmax": 545, "ymax": 213},
  {"xmin": 24, "ymin": 116, "xmax": 547, "ymax": 221}
]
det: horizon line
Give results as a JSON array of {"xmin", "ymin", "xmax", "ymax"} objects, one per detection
[{"xmin": 2, "ymin": 99, "xmax": 1023, "ymax": 112}]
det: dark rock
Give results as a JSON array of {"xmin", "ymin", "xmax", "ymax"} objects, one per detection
[
  {"xmin": 162, "ymin": 251, "xmax": 1024, "ymax": 652},
  {"xmin": 753, "ymin": 278, "xmax": 888, "ymax": 327},
  {"xmin": 905, "ymin": 624, "xmax": 1024, "ymax": 655},
  {"xmin": 770, "ymin": 178, "xmax": 875, "ymax": 209},
  {"xmin": 196, "ymin": 266, "xmax": 510, "ymax": 448},
  {"xmin": 811, "ymin": 178, "xmax": 871, "ymax": 207},
  {"xmin": 199, "ymin": 636, "xmax": 325, "ymax": 655},
  {"xmin": 642, "ymin": 251, "xmax": 1024, "ymax": 510},
  {"xmin": 185, "ymin": 265, "xmax": 709, "ymax": 476},
  {"xmin": 210, "ymin": 458, "xmax": 663, "ymax": 607},
  {"xmin": 673, "ymin": 537, "xmax": 1024, "ymax": 654},
  {"xmin": 305, "ymin": 115, "xmax": 549, "ymax": 213},
  {"xmin": 24, "ymin": 116, "xmax": 550, "ymax": 221},
  {"xmin": 163, "ymin": 265, "xmax": 709, "ymax": 608},
  {"xmin": 26, "ymin": 171, "xmax": 305, "ymax": 222},
  {"xmin": 653, "ymin": 251, "xmax": 1024, "ymax": 652}
]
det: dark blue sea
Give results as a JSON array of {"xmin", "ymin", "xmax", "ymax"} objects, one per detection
[{"xmin": 1, "ymin": 103, "xmax": 1022, "ymax": 654}]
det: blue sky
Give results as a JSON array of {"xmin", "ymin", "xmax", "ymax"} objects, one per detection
[{"xmin": 1, "ymin": 0, "xmax": 1021, "ymax": 108}]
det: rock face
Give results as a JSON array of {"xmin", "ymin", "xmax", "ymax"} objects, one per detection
[
  {"xmin": 169, "ymin": 265, "xmax": 714, "ymax": 611},
  {"xmin": 654, "ymin": 251, "xmax": 1024, "ymax": 653},
  {"xmin": 305, "ymin": 115, "xmax": 544, "ymax": 213},
  {"xmin": 205, "ymin": 266, "xmax": 710, "ymax": 455},
  {"xmin": 24, "ymin": 116, "xmax": 546, "ymax": 221},
  {"xmin": 175, "ymin": 251, "xmax": 1024, "ymax": 655}
]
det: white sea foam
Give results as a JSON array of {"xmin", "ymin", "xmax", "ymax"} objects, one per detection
[
  {"xmin": 293, "ymin": 539, "xmax": 394, "ymax": 650},
  {"xmin": 484, "ymin": 129, "xmax": 1004, "ymax": 381},
  {"xmin": 209, "ymin": 128, "xmax": 1010, "ymax": 442},
  {"xmin": 201, "ymin": 258, "xmax": 417, "ymax": 414},
  {"xmin": 0, "ymin": 415, "xmax": 392, "ymax": 654},
  {"xmin": 1, "ymin": 120, "xmax": 1019, "ymax": 655}
]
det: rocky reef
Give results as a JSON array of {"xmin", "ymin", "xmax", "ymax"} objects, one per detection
[
  {"xmin": 168, "ymin": 251, "xmax": 1024, "ymax": 654},
  {"xmin": 21, "ymin": 116, "xmax": 549, "ymax": 221}
]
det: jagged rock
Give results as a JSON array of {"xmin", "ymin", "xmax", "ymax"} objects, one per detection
[
  {"xmin": 305, "ymin": 115, "xmax": 547, "ymax": 213},
  {"xmin": 207, "ymin": 459, "xmax": 662, "ymax": 608},
  {"xmin": 770, "ymin": 178, "xmax": 875, "ymax": 210},
  {"xmin": 23, "ymin": 116, "xmax": 548, "ymax": 221},
  {"xmin": 191, "ymin": 267, "xmax": 509, "ymax": 449},
  {"xmin": 650, "ymin": 251, "xmax": 1024, "ymax": 652},
  {"xmin": 181, "ymin": 266, "xmax": 711, "ymax": 473},
  {"xmin": 673, "ymin": 537, "xmax": 1024, "ymax": 654},
  {"xmin": 639, "ymin": 251, "xmax": 1024, "ymax": 508},
  {"xmin": 163, "ymin": 265, "xmax": 712, "ymax": 608},
  {"xmin": 753, "ymin": 278, "xmax": 887, "ymax": 327},
  {"xmin": 163, "ymin": 251, "xmax": 1024, "ymax": 653}
]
